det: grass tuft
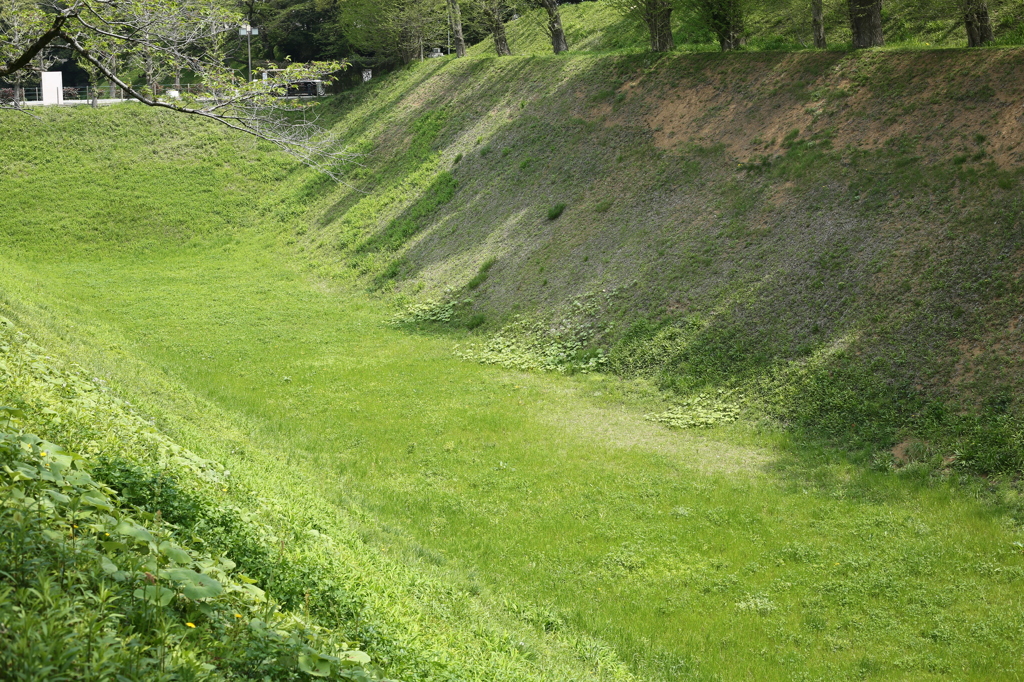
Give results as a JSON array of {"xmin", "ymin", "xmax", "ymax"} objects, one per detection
[{"xmin": 468, "ymin": 257, "xmax": 497, "ymax": 290}]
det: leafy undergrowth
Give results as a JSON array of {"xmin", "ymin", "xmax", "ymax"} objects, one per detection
[
  {"xmin": 0, "ymin": 324, "xmax": 380, "ymax": 681},
  {"xmin": 397, "ymin": 292, "xmax": 617, "ymax": 374},
  {"xmin": 390, "ymin": 298, "xmax": 458, "ymax": 324},
  {"xmin": 0, "ymin": 428, "xmax": 376, "ymax": 681},
  {"xmin": 644, "ymin": 391, "xmax": 745, "ymax": 429},
  {"xmin": 454, "ymin": 317, "xmax": 607, "ymax": 374}
]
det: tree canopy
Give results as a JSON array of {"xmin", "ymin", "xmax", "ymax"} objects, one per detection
[{"xmin": 1, "ymin": 0, "xmax": 349, "ymax": 176}]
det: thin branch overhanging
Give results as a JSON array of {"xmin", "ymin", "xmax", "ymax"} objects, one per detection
[
  {"xmin": 2, "ymin": 1, "xmax": 354, "ymax": 180},
  {"xmin": 0, "ymin": 13, "xmax": 69, "ymax": 78}
]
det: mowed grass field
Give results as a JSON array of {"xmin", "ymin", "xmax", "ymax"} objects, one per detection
[{"xmin": 1, "ymin": 107, "xmax": 1023, "ymax": 679}]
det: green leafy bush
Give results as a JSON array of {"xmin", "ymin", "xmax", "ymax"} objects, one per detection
[
  {"xmin": 645, "ymin": 391, "xmax": 745, "ymax": 429},
  {"xmin": 0, "ymin": 422, "xmax": 380, "ymax": 681},
  {"xmin": 391, "ymin": 298, "xmax": 457, "ymax": 324}
]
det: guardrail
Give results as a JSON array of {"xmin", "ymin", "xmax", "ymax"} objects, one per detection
[
  {"xmin": 0, "ymin": 83, "xmax": 212, "ymax": 106},
  {"xmin": 0, "ymin": 85, "xmax": 124, "ymax": 104},
  {"xmin": 1, "ymin": 82, "xmax": 324, "ymax": 106}
]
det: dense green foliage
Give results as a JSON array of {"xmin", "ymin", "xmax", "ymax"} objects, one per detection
[
  {"xmin": 0, "ymin": 328, "xmax": 378, "ymax": 681},
  {"xmin": 233, "ymin": 0, "xmax": 1023, "ymax": 75}
]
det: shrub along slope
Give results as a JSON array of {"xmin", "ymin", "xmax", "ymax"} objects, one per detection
[{"xmin": 250, "ymin": 46, "xmax": 1024, "ymax": 474}]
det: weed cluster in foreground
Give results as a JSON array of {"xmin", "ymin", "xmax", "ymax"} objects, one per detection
[
  {"xmin": 0, "ymin": 423, "xmax": 378, "ymax": 681},
  {"xmin": 645, "ymin": 391, "xmax": 745, "ymax": 429},
  {"xmin": 0, "ymin": 324, "xmax": 382, "ymax": 681}
]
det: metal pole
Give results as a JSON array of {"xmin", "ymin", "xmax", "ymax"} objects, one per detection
[{"xmin": 247, "ymin": 27, "xmax": 252, "ymax": 82}]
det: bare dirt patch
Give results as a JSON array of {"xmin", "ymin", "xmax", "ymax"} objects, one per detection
[
  {"xmin": 635, "ymin": 50, "xmax": 1024, "ymax": 169},
  {"xmin": 891, "ymin": 438, "xmax": 913, "ymax": 464}
]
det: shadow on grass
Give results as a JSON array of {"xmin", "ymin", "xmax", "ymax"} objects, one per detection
[
  {"xmin": 290, "ymin": 48, "xmax": 1024, "ymax": 481},
  {"xmin": 763, "ymin": 425, "xmax": 1024, "ymax": 526}
]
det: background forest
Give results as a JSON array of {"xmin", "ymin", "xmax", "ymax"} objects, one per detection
[
  {"xmin": 242, "ymin": 0, "xmax": 1024, "ymax": 64},
  {"xmin": 10, "ymin": 0, "xmax": 1024, "ymax": 90}
]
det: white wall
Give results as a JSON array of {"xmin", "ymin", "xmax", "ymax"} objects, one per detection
[{"xmin": 41, "ymin": 72, "xmax": 63, "ymax": 105}]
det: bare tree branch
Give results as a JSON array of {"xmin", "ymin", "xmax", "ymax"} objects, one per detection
[
  {"xmin": 0, "ymin": 12, "xmax": 67, "ymax": 77},
  {"xmin": 2, "ymin": 1, "xmax": 354, "ymax": 180}
]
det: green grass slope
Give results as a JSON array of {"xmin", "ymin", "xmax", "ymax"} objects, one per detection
[
  {"xmin": 2, "ymin": 106, "xmax": 1024, "ymax": 680},
  {"xmin": 3, "ymin": 29, "xmax": 1024, "ymax": 682},
  {"xmin": 258, "ymin": 46, "xmax": 1024, "ymax": 474},
  {"xmin": 0, "ymin": 108, "xmax": 640, "ymax": 682}
]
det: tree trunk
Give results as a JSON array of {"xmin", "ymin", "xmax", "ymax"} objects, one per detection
[
  {"xmin": 447, "ymin": 0, "xmax": 466, "ymax": 57},
  {"xmin": 707, "ymin": 0, "xmax": 745, "ymax": 51},
  {"xmin": 108, "ymin": 57, "xmax": 117, "ymax": 98},
  {"xmin": 964, "ymin": 0, "xmax": 994, "ymax": 46},
  {"xmin": 491, "ymin": 13, "xmax": 512, "ymax": 55},
  {"xmin": 812, "ymin": 0, "xmax": 827, "ymax": 48},
  {"xmin": 645, "ymin": 0, "xmax": 675, "ymax": 52},
  {"xmin": 848, "ymin": 0, "xmax": 884, "ymax": 48},
  {"xmin": 540, "ymin": 0, "xmax": 569, "ymax": 54}
]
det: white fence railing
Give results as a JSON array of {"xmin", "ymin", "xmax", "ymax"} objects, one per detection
[
  {"xmin": 1, "ymin": 81, "xmax": 323, "ymax": 106},
  {"xmin": 0, "ymin": 85, "xmax": 128, "ymax": 104},
  {"xmin": 0, "ymin": 83, "xmax": 215, "ymax": 106}
]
